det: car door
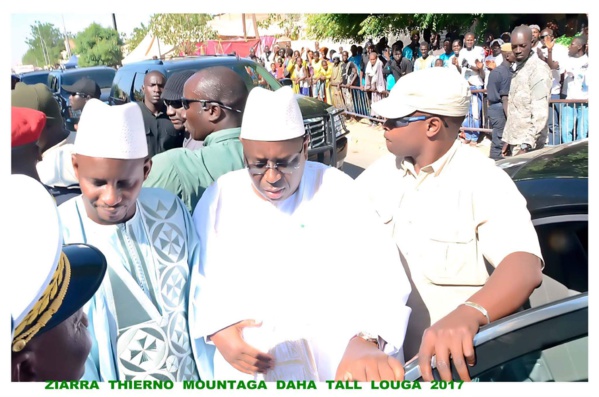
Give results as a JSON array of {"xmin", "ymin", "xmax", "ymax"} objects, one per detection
[{"xmin": 404, "ymin": 293, "xmax": 588, "ymax": 382}]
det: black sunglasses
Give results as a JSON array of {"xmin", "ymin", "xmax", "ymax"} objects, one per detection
[
  {"xmin": 72, "ymin": 92, "xmax": 91, "ymax": 98},
  {"xmin": 181, "ymin": 98, "xmax": 242, "ymax": 113},
  {"xmin": 383, "ymin": 115, "xmax": 449, "ymax": 129},
  {"xmin": 163, "ymin": 99, "xmax": 183, "ymax": 109}
]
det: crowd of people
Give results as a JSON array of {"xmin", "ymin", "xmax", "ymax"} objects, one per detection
[
  {"xmin": 11, "ymin": 22, "xmax": 580, "ymax": 385},
  {"xmin": 251, "ymin": 21, "xmax": 588, "ymax": 160}
]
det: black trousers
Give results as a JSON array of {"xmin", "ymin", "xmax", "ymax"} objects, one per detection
[{"xmin": 488, "ymin": 102, "xmax": 506, "ymax": 160}]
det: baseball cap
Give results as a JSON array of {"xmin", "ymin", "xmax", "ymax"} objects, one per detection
[
  {"xmin": 490, "ymin": 38, "xmax": 505, "ymax": 47},
  {"xmin": 371, "ymin": 67, "xmax": 471, "ymax": 119},
  {"xmin": 62, "ymin": 77, "xmax": 101, "ymax": 99}
]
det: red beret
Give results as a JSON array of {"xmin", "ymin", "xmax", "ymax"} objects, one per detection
[{"xmin": 11, "ymin": 107, "xmax": 46, "ymax": 148}]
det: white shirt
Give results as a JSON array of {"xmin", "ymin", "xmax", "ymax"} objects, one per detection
[
  {"xmin": 562, "ymin": 54, "xmax": 589, "ymax": 100},
  {"xmin": 538, "ymin": 44, "xmax": 568, "ymax": 95},
  {"xmin": 459, "ymin": 46, "xmax": 486, "ymax": 86},
  {"xmin": 191, "ymin": 161, "xmax": 412, "ymax": 380},
  {"xmin": 483, "ymin": 53, "xmax": 503, "ymax": 89}
]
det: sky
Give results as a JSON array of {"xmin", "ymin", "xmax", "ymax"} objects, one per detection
[{"xmin": 11, "ymin": 13, "xmax": 153, "ymax": 66}]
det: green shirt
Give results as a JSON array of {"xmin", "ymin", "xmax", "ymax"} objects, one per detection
[{"xmin": 143, "ymin": 127, "xmax": 244, "ymax": 213}]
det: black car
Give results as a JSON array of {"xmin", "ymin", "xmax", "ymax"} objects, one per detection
[
  {"xmin": 48, "ymin": 66, "xmax": 116, "ymax": 130},
  {"xmin": 110, "ymin": 56, "xmax": 348, "ymax": 169},
  {"xmin": 17, "ymin": 70, "xmax": 51, "ymax": 86},
  {"xmin": 404, "ymin": 140, "xmax": 589, "ymax": 382}
]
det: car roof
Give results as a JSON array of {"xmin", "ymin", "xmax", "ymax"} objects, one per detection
[
  {"xmin": 50, "ymin": 66, "xmax": 115, "ymax": 75},
  {"xmin": 496, "ymin": 140, "xmax": 588, "ymax": 216},
  {"xmin": 119, "ymin": 55, "xmax": 248, "ymax": 73}
]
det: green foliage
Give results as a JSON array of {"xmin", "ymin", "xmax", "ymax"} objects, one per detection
[
  {"xmin": 554, "ymin": 32, "xmax": 582, "ymax": 47},
  {"xmin": 23, "ymin": 21, "xmax": 65, "ymax": 66},
  {"xmin": 305, "ymin": 14, "xmax": 515, "ymax": 43},
  {"xmin": 257, "ymin": 14, "xmax": 302, "ymax": 40},
  {"xmin": 149, "ymin": 13, "xmax": 217, "ymax": 56},
  {"xmin": 74, "ymin": 23, "xmax": 123, "ymax": 67},
  {"xmin": 126, "ymin": 22, "xmax": 150, "ymax": 51}
]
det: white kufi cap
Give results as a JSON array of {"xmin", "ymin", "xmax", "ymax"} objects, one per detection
[
  {"xmin": 372, "ymin": 67, "xmax": 471, "ymax": 119},
  {"xmin": 240, "ymin": 87, "xmax": 305, "ymax": 141},
  {"xmin": 74, "ymin": 99, "xmax": 148, "ymax": 159}
]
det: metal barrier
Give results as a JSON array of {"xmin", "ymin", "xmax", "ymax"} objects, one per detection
[{"xmin": 326, "ymin": 85, "xmax": 588, "ymax": 146}]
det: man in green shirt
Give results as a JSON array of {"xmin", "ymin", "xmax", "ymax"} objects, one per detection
[{"xmin": 143, "ymin": 67, "xmax": 248, "ymax": 213}]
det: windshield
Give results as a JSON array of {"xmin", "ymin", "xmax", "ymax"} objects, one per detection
[{"xmin": 61, "ymin": 69, "xmax": 116, "ymax": 89}]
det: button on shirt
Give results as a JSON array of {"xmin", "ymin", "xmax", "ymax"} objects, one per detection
[
  {"xmin": 356, "ymin": 141, "xmax": 543, "ymax": 329},
  {"xmin": 137, "ymin": 102, "xmax": 184, "ymax": 157}
]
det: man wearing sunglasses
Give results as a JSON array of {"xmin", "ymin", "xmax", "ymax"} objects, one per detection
[
  {"xmin": 143, "ymin": 67, "xmax": 248, "ymax": 213},
  {"xmin": 356, "ymin": 67, "xmax": 543, "ymax": 382},
  {"xmin": 62, "ymin": 77, "xmax": 101, "ymax": 130},
  {"xmin": 190, "ymin": 86, "xmax": 411, "ymax": 382},
  {"xmin": 160, "ymin": 70, "xmax": 203, "ymax": 151}
]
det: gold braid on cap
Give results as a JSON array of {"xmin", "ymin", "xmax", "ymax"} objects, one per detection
[{"xmin": 12, "ymin": 252, "xmax": 71, "ymax": 352}]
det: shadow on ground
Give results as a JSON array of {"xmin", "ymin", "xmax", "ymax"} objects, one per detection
[{"xmin": 342, "ymin": 162, "xmax": 365, "ymax": 180}]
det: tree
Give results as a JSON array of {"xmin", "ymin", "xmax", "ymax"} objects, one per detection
[
  {"xmin": 22, "ymin": 21, "xmax": 65, "ymax": 67},
  {"xmin": 304, "ymin": 14, "xmax": 516, "ymax": 43},
  {"xmin": 126, "ymin": 22, "xmax": 150, "ymax": 52},
  {"xmin": 149, "ymin": 13, "xmax": 217, "ymax": 56},
  {"xmin": 257, "ymin": 14, "xmax": 302, "ymax": 40},
  {"xmin": 74, "ymin": 23, "xmax": 123, "ymax": 67}
]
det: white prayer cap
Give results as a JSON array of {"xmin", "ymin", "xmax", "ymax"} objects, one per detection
[
  {"xmin": 74, "ymin": 99, "xmax": 148, "ymax": 159},
  {"xmin": 240, "ymin": 87, "xmax": 305, "ymax": 141},
  {"xmin": 372, "ymin": 67, "xmax": 470, "ymax": 119},
  {"xmin": 8, "ymin": 174, "xmax": 62, "ymax": 336}
]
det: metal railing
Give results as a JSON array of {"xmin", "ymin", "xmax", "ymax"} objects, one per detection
[{"xmin": 329, "ymin": 85, "xmax": 588, "ymax": 146}]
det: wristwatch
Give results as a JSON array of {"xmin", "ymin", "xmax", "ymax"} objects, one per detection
[
  {"xmin": 355, "ymin": 331, "xmax": 385, "ymax": 350},
  {"xmin": 520, "ymin": 143, "xmax": 532, "ymax": 152}
]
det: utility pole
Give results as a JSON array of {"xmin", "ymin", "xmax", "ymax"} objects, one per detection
[
  {"xmin": 36, "ymin": 23, "xmax": 50, "ymax": 66},
  {"xmin": 62, "ymin": 15, "xmax": 72, "ymax": 59},
  {"xmin": 112, "ymin": 13, "xmax": 118, "ymax": 34}
]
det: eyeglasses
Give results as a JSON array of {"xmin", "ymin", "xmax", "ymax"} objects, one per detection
[
  {"xmin": 181, "ymin": 97, "xmax": 242, "ymax": 113},
  {"xmin": 72, "ymin": 92, "xmax": 90, "ymax": 98},
  {"xmin": 540, "ymin": 35, "xmax": 550, "ymax": 39},
  {"xmin": 163, "ymin": 99, "xmax": 183, "ymax": 109},
  {"xmin": 383, "ymin": 115, "xmax": 449, "ymax": 129},
  {"xmin": 245, "ymin": 144, "xmax": 305, "ymax": 176}
]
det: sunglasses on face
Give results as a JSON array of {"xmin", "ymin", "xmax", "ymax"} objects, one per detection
[
  {"xmin": 383, "ymin": 115, "xmax": 449, "ymax": 129},
  {"xmin": 71, "ymin": 92, "xmax": 90, "ymax": 98},
  {"xmin": 540, "ymin": 35, "xmax": 551, "ymax": 39},
  {"xmin": 180, "ymin": 98, "xmax": 242, "ymax": 113},
  {"xmin": 245, "ymin": 144, "xmax": 305, "ymax": 176},
  {"xmin": 163, "ymin": 99, "xmax": 183, "ymax": 109}
]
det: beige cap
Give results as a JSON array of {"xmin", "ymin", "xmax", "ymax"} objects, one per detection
[{"xmin": 372, "ymin": 67, "xmax": 471, "ymax": 119}]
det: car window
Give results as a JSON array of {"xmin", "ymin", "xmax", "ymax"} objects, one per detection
[
  {"xmin": 61, "ymin": 69, "xmax": 116, "ymax": 89},
  {"xmin": 474, "ymin": 336, "xmax": 588, "ymax": 382},
  {"xmin": 233, "ymin": 63, "xmax": 281, "ymax": 92},
  {"xmin": 132, "ymin": 72, "xmax": 147, "ymax": 102},
  {"xmin": 20, "ymin": 73, "xmax": 49, "ymax": 86},
  {"xmin": 534, "ymin": 219, "xmax": 588, "ymax": 293},
  {"xmin": 110, "ymin": 71, "xmax": 135, "ymax": 105},
  {"xmin": 48, "ymin": 74, "xmax": 60, "ymax": 93}
]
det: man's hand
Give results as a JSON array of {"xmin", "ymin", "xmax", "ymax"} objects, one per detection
[
  {"xmin": 501, "ymin": 142, "xmax": 510, "ymax": 157},
  {"xmin": 544, "ymin": 36, "xmax": 555, "ymax": 50},
  {"xmin": 335, "ymin": 337, "xmax": 404, "ymax": 381},
  {"xmin": 452, "ymin": 57, "xmax": 458, "ymax": 66},
  {"xmin": 417, "ymin": 305, "xmax": 483, "ymax": 382},
  {"xmin": 209, "ymin": 320, "xmax": 274, "ymax": 375}
]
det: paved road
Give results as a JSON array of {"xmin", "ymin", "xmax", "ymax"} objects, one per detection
[{"xmin": 341, "ymin": 119, "xmax": 388, "ymax": 179}]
